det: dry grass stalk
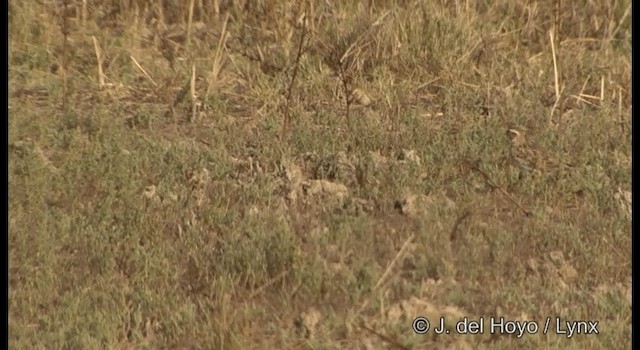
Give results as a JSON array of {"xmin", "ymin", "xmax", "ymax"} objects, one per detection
[
  {"xmin": 353, "ymin": 232, "xmax": 415, "ymax": 322},
  {"xmin": 569, "ymin": 94, "xmax": 596, "ymax": 106},
  {"xmin": 373, "ymin": 233, "xmax": 414, "ymax": 290},
  {"xmin": 554, "ymin": 0, "xmax": 561, "ymax": 46},
  {"xmin": 91, "ymin": 36, "xmax": 106, "ymax": 88},
  {"xmin": 213, "ymin": 0, "xmax": 220, "ymax": 15},
  {"xmin": 609, "ymin": 4, "xmax": 631, "ymax": 41},
  {"xmin": 549, "ymin": 30, "xmax": 560, "ymax": 100},
  {"xmin": 130, "ymin": 55, "xmax": 158, "ymax": 87},
  {"xmin": 248, "ymin": 269, "xmax": 291, "ymax": 299},
  {"xmin": 578, "ymin": 75, "xmax": 591, "ymax": 99},
  {"xmin": 59, "ymin": 0, "xmax": 70, "ymax": 112},
  {"xmin": 339, "ymin": 10, "xmax": 390, "ymax": 66},
  {"xmin": 548, "ymin": 29, "xmax": 562, "ymax": 125},
  {"xmin": 186, "ymin": 0, "xmax": 195, "ymax": 48},
  {"xmin": 206, "ymin": 12, "xmax": 230, "ymax": 99},
  {"xmin": 618, "ymin": 86, "xmax": 625, "ymax": 133},
  {"xmin": 81, "ymin": 0, "xmax": 87, "ymax": 26},
  {"xmin": 190, "ymin": 63, "xmax": 197, "ymax": 122}
]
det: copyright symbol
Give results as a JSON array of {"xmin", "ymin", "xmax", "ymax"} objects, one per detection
[{"xmin": 412, "ymin": 317, "xmax": 430, "ymax": 334}]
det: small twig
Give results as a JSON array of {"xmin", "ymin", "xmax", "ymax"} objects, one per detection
[
  {"xmin": 281, "ymin": 9, "xmax": 308, "ymax": 141},
  {"xmin": 450, "ymin": 209, "xmax": 472, "ymax": 242},
  {"xmin": 340, "ymin": 66, "xmax": 352, "ymax": 132},
  {"xmin": 248, "ymin": 269, "xmax": 290, "ymax": 299},
  {"xmin": 360, "ymin": 322, "xmax": 411, "ymax": 350},
  {"xmin": 468, "ymin": 163, "xmax": 532, "ymax": 216}
]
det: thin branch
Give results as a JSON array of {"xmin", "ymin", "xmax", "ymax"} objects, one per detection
[{"xmin": 281, "ymin": 10, "xmax": 308, "ymax": 141}]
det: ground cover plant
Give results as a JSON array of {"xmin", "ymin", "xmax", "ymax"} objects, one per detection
[{"xmin": 9, "ymin": 0, "xmax": 631, "ymax": 348}]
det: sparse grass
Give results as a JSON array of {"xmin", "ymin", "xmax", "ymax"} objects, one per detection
[{"xmin": 10, "ymin": 1, "xmax": 630, "ymax": 349}]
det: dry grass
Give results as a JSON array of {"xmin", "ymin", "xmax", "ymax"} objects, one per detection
[{"xmin": 10, "ymin": 1, "xmax": 630, "ymax": 349}]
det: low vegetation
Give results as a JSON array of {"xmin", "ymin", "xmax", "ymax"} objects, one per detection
[{"xmin": 10, "ymin": 0, "xmax": 631, "ymax": 348}]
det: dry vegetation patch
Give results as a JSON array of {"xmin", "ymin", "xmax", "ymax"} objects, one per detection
[{"xmin": 10, "ymin": 0, "xmax": 630, "ymax": 349}]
